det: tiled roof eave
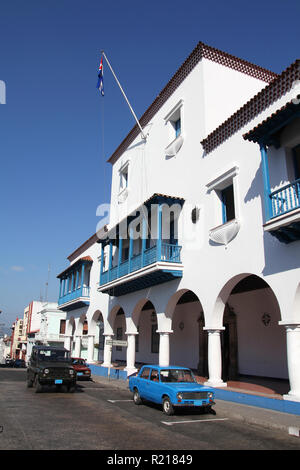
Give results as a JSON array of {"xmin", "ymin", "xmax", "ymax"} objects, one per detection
[
  {"xmin": 107, "ymin": 42, "xmax": 277, "ymax": 165},
  {"xmin": 243, "ymin": 100, "xmax": 300, "ymax": 144},
  {"xmin": 201, "ymin": 60, "xmax": 300, "ymax": 154}
]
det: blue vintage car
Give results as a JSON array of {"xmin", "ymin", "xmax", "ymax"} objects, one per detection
[{"xmin": 128, "ymin": 365, "xmax": 215, "ymax": 415}]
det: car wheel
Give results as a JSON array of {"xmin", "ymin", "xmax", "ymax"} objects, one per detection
[
  {"xmin": 34, "ymin": 375, "xmax": 43, "ymax": 393},
  {"xmin": 67, "ymin": 384, "xmax": 76, "ymax": 393},
  {"xmin": 133, "ymin": 388, "xmax": 143, "ymax": 405},
  {"xmin": 162, "ymin": 397, "xmax": 174, "ymax": 416}
]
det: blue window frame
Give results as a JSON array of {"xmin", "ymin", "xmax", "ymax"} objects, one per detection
[{"xmin": 221, "ymin": 184, "xmax": 235, "ymax": 223}]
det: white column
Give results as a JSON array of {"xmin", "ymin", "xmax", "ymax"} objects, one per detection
[
  {"xmin": 125, "ymin": 333, "xmax": 138, "ymax": 376},
  {"xmin": 280, "ymin": 322, "xmax": 300, "ymax": 402},
  {"xmin": 74, "ymin": 335, "xmax": 81, "ymax": 357},
  {"xmin": 159, "ymin": 331, "xmax": 173, "ymax": 367},
  {"xmin": 87, "ymin": 335, "xmax": 95, "ymax": 363},
  {"xmin": 204, "ymin": 328, "xmax": 227, "ymax": 388},
  {"xmin": 102, "ymin": 334, "xmax": 113, "ymax": 368},
  {"xmin": 64, "ymin": 335, "xmax": 72, "ymax": 353}
]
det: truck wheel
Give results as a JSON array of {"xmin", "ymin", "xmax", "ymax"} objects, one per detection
[
  {"xmin": 162, "ymin": 397, "xmax": 174, "ymax": 416},
  {"xmin": 133, "ymin": 388, "xmax": 143, "ymax": 405},
  {"xmin": 34, "ymin": 375, "xmax": 43, "ymax": 393},
  {"xmin": 27, "ymin": 375, "xmax": 34, "ymax": 388}
]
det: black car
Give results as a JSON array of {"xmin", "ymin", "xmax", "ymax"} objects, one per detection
[
  {"xmin": 5, "ymin": 359, "xmax": 14, "ymax": 367},
  {"xmin": 14, "ymin": 359, "xmax": 26, "ymax": 368},
  {"xmin": 27, "ymin": 345, "xmax": 76, "ymax": 393}
]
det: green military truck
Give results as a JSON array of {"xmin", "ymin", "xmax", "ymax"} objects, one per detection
[{"xmin": 27, "ymin": 345, "xmax": 76, "ymax": 393}]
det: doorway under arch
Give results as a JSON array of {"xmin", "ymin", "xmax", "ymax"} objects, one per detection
[{"xmin": 219, "ymin": 274, "xmax": 288, "ymax": 386}]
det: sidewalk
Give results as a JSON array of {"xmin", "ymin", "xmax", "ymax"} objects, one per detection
[{"xmin": 91, "ymin": 374, "xmax": 300, "ymax": 436}]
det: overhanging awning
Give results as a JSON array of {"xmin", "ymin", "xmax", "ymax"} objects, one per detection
[
  {"xmin": 57, "ymin": 256, "xmax": 93, "ymax": 279},
  {"xmin": 243, "ymin": 100, "xmax": 300, "ymax": 146}
]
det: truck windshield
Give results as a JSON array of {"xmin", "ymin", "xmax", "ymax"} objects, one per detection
[
  {"xmin": 160, "ymin": 369, "xmax": 196, "ymax": 383},
  {"xmin": 37, "ymin": 350, "xmax": 70, "ymax": 362}
]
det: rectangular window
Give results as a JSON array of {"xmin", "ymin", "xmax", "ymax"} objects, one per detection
[
  {"xmin": 59, "ymin": 320, "xmax": 66, "ymax": 335},
  {"xmin": 221, "ymin": 184, "xmax": 235, "ymax": 223},
  {"xmin": 119, "ymin": 164, "xmax": 129, "ymax": 191},
  {"xmin": 151, "ymin": 324, "xmax": 159, "ymax": 354}
]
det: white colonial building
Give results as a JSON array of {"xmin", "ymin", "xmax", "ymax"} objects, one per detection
[{"xmin": 58, "ymin": 42, "xmax": 300, "ymax": 401}]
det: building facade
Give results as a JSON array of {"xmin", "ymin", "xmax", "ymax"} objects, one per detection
[{"xmin": 59, "ymin": 43, "xmax": 300, "ymax": 401}]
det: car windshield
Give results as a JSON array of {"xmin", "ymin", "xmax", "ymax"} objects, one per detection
[
  {"xmin": 72, "ymin": 359, "xmax": 85, "ymax": 365},
  {"xmin": 37, "ymin": 349, "xmax": 70, "ymax": 362},
  {"xmin": 160, "ymin": 369, "xmax": 196, "ymax": 383}
]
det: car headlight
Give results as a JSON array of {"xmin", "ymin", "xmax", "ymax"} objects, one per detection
[
  {"xmin": 69, "ymin": 369, "xmax": 74, "ymax": 375},
  {"xmin": 208, "ymin": 392, "xmax": 214, "ymax": 398},
  {"xmin": 44, "ymin": 369, "xmax": 49, "ymax": 374},
  {"xmin": 177, "ymin": 393, "xmax": 183, "ymax": 401}
]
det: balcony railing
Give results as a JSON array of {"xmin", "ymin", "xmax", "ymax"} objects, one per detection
[
  {"xmin": 58, "ymin": 286, "xmax": 90, "ymax": 306},
  {"xmin": 270, "ymin": 179, "xmax": 300, "ymax": 218},
  {"xmin": 100, "ymin": 243, "xmax": 182, "ymax": 286}
]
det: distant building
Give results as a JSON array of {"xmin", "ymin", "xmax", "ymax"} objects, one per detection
[{"xmin": 26, "ymin": 301, "xmax": 66, "ymax": 360}]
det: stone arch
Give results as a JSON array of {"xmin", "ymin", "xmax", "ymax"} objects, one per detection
[
  {"xmin": 76, "ymin": 313, "xmax": 88, "ymax": 336},
  {"xmin": 107, "ymin": 304, "xmax": 124, "ymax": 334},
  {"xmin": 131, "ymin": 298, "xmax": 157, "ymax": 330},
  {"xmin": 292, "ymin": 282, "xmax": 300, "ymax": 319},
  {"xmin": 166, "ymin": 289, "xmax": 207, "ymax": 373},
  {"xmin": 130, "ymin": 298, "xmax": 158, "ymax": 365},
  {"xmin": 210, "ymin": 273, "xmax": 253, "ymax": 328},
  {"xmin": 89, "ymin": 310, "xmax": 105, "ymax": 363},
  {"xmin": 213, "ymin": 273, "xmax": 286, "ymax": 382},
  {"xmin": 89, "ymin": 310, "xmax": 104, "ymax": 336}
]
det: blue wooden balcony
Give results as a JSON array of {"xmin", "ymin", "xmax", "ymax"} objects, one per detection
[
  {"xmin": 57, "ymin": 257, "xmax": 92, "ymax": 311},
  {"xmin": 100, "ymin": 243, "xmax": 182, "ymax": 288},
  {"xmin": 58, "ymin": 286, "xmax": 90, "ymax": 307},
  {"xmin": 270, "ymin": 179, "xmax": 300, "ymax": 218},
  {"xmin": 243, "ymin": 99, "xmax": 300, "ymax": 244},
  {"xmin": 98, "ymin": 193, "xmax": 184, "ymax": 296}
]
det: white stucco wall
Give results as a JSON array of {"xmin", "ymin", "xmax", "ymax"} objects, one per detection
[{"xmin": 61, "ymin": 53, "xmax": 299, "ymax": 383}]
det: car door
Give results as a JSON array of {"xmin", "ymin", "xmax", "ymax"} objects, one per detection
[
  {"xmin": 147, "ymin": 368, "xmax": 162, "ymax": 403},
  {"xmin": 137, "ymin": 367, "xmax": 151, "ymax": 400}
]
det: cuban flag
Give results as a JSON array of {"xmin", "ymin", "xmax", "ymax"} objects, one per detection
[{"xmin": 97, "ymin": 56, "xmax": 104, "ymax": 96}]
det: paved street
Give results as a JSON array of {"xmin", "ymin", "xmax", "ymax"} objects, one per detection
[{"xmin": 0, "ymin": 368, "xmax": 299, "ymax": 452}]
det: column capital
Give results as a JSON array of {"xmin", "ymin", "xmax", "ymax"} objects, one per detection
[
  {"xmin": 157, "ymin": 330, "xmax": 174, "ymax": 335},
  {"xmin": 279, "ymin": 321, "xmax": 300, "ymax": 329},
  {"xmin": 203, "ymin": 327, "xmax": 225, "ymax": 332}
]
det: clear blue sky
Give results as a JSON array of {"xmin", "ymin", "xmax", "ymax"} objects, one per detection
[{"xmin": 0, "ymin": 0, "xmax": 299, "ymax": 329}]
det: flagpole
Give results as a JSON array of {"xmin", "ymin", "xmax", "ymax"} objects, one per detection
[{"xmin": 101, "ymin": 51, "xmax": 147, "ymax": 141}]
